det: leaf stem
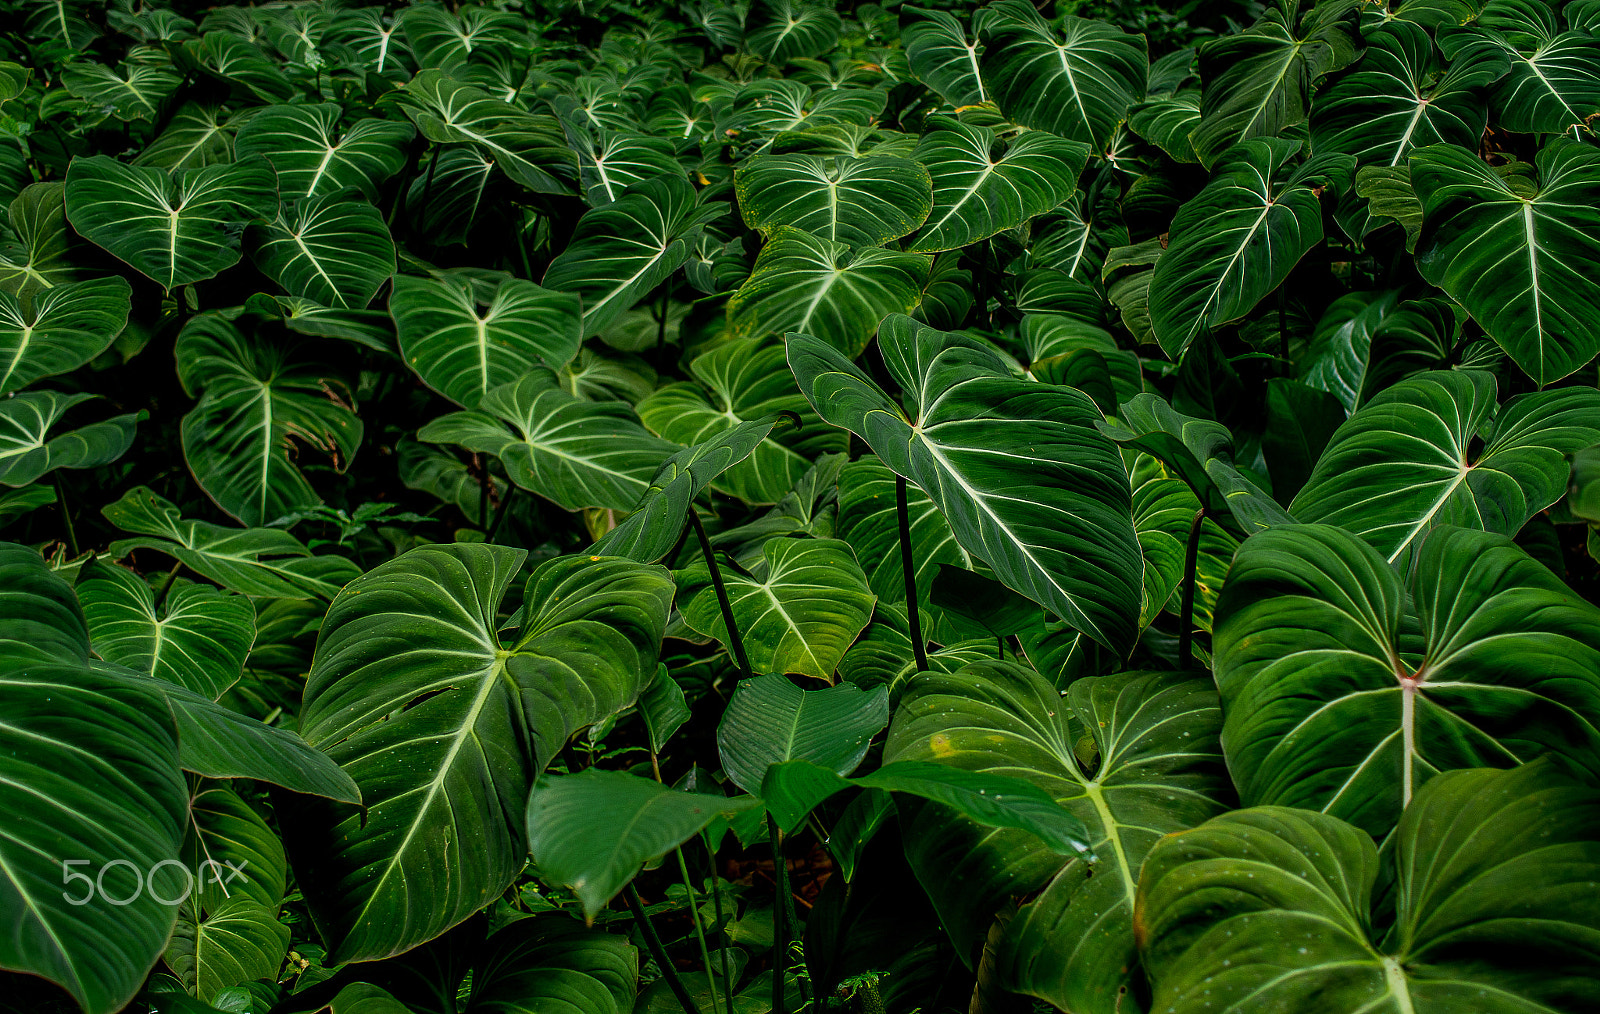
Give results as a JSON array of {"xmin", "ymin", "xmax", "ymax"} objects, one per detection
[
  {"xmin": 895, "ymin": 475, "xmax": 928, "ymax": 673},
  {"xmin": 626, "ymin": 882, "xmax": 702, "ymax": 1014},
  {"xmin": 689, "ymin": 508, "xmax": 751, "ymax": 678},
  {"xmin": 769, "ymin": 816, "xmax": 788, "ymax": 1014},
  {"xmin": 1179, "ymin": 507, "xmax": 1207, "ymax": 669},
  {"xmin": 702, "ymin": 831, "xmax": 737, "ymax": 1014},
  {"xmin": 54, "ymin": 473, "xmax": 78, "ymax": 557},
  {"xmin": 152, "ymin": 561, "xmax": 183, "ymax": 613},
  {"xmin": 487, "ymin": 483, "xmax": 515, "ymax": 543},
  {"xmin": 674, "ymin": 848, "xmax": 726, "ymax": 1014}
]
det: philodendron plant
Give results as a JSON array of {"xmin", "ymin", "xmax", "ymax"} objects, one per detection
[{"xmin": 3, "ymin": 0, "xmax": 1600, "ymax": 1011}]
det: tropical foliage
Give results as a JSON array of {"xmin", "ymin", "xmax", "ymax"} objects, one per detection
[{"xmin": 2, "ymin": 0, "xmax": 1600, "ymax": 1011}]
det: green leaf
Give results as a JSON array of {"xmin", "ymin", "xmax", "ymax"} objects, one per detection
[
  {"xmin": 136, "ymin": 676, "xmax": 360, "ymax": 802},
  {"xmin": 1189, "ymin": 0, "xmax": 1362, "ymax": 167},
  {"xmin": 736, "ymin": 152, "xmax": 932, "ymax": 247},
  {"xmin": 543, "ymin": 175, "xmax": 723, "ymax": 337},
  {"xmin": 885, "ymin": 662, "xmax": 1231, "ymax": 1012},
  {"xmin": 1128, "ymin": 89, "xmax": 1202, "ymax": 162},
  {"xmin": 233, "ymin": 104, "xmax": 415, "ymax": 202},
  {"xmin": 1409, "ymin": 139, "xmax": 1600, "ymax": 385},
  {"xmin": 591, "ymin": 418, "xmax": 777, "ymax": 563},
  {"xmin": 61, "ymin": 60, "xmax": 181, "ymax": 121},
  {"xmin": 978, "ymin": 0, "xmax": 1147, "ymax": 155},
  {"xmin": 0, "ymin": 659, "xmax": 186, "ymax": 1014},
  {"xmin": 716, "ymin": 673, "xmax": 889, "ymax": 794},
  {"xmin": 64, "ymin": 155, "xmax": 279, "ymax": 290},
  {"xmin": 573, "ymin": 131, "xmax": 686, "ymax": 207},
  {"xmin": 251, "ymin": 194, "xmax": 396, "ymax": 310},
  {"xmin": 635, "ymin": 337, "xmax": 846, "ymax": 506},
  {"xmin": 902, "ymin": 5, "xmax": 987, "ymax": 106},
  {"xmin": 395, "ymin": 70, "xmax": 576, "ymax": 195},
  {"xmin": 0, "ymin": 391, "xmax": 143, "ymax": 487},
  {"xmin": 466, "ymin": 915, "xmax": 638, "ymax": 1014},
  {"xmin": 1457, "ymin": 0, "xmax": 1600, "ymax": 134},
  {"xmin": 789, "ymin": 315, "xmax": 1143, "ymax": 654},
  {"xmin": 164, "ymin": 896, "xmax": 289, "ymax": 1002},
  {"xmin": 1299, "ymin": 289, "xmax": 1402, "ymax": 413},
  {"xmin": 1149, "ymin": 138, "xmax": 1354, "ymax": 359},
  {"xmin": 0, "ymin": 482, "xmax": 56, "ymax": 527},
  {"xmin": 908, "ymin": 117, "xmax": 1088, "ymax": 254},
  {"xmin": 1290, "ymin": 370, "xmax": 1600, "ymax": 563},
  {"xmin": 392, "ymin": 274, "xmax": 581, "ymax": 409},
  {"xmin": 103, "ymin": 486, "xmax": 360, "ymax": 600},
  {"xmin": 176, "ymin": 315, "xmax": 362, "ymax": 527},
  {"xmin": 728, "ymin": 227, "xmax": 931, "ymax": 357},
  {"xmin": 77, "ymin": 560, "xmax": 255, "ymax": 700},
  {"xmin": 0, "ymin": 276, "xmax": 131, "ymax": 395},
  {"xmin": 419, "ymin": 374, "xmax": 679, "ymax": 512},
  {"xmin": 182, "ymin": 782, "xmax": 285, "ymax": 913},
  {"xmin": 296, "ymin": 546, "xmax": 672, "ymax": 962},
  {"xmin": 762, "ymin": 759, "xmax": 1093, "ymax": 853},
  {"xmin": 1213, "ymin": 523, "xmax": 1600, "ymax": 835},
  {"xmin": 1309, "ymin": 22, "xmax": 1506, "ymax": 167},
  {"xmin": 183, "ymin": 31, "xmax": 294, "ymax": 103},
  {"xmin": 1137, "ymin": 762, "xmax": 1600, "ymax": 1014},
  {"xmin": 747, "ymin": 0, "xmax": 842, "ymax": 62},
  {"xmin": 133, "ymin": 104, "xmax": 233, "ymax": 171},
  {"xmin": 0, "ymin": 183, "xmax": 81, "ymax": 301},
  {"xmin": 526, "ymin": 769, "xmax": 760, "ymax": 917},
  {"xmin": 679, "ymin": 536, "xmax": 877, "ymax": 681}
]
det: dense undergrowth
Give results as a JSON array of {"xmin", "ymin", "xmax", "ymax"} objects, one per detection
[{"xmin": 2, "ymin": 0, "xmax": 1600, "ymax": 1011}]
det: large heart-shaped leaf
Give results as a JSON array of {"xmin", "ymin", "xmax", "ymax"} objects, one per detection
[
  {"xmin": 572, "ymin": 130, "xmax": 686, "ymax": 207},
  {"xmin": 251, "ymin": 194, "xmax": 396, "ymax": 309},
  {"xmin": 902, "ymin": 5, "xmax": 988, "ymax": 105},
  {"xmin": 295, "ymin": 546, "xmax": 672, "ymax": 962},
  {"xmin": 103, "ymin": 486, "xmax": 360, "ymax": 601},
  {"xmin": 61, "ymin": 61, "xmax": 180, "ymax": 121},
  {"xmin": 717, "ymin": 673, "xmax": 889, "ymax": 793},
  {"xmin": 0, "ymin": 545, "xmax": 188, "ymax": 1014},
  {"xmin": 885, "ymin": 662, "xmax": 1231, "ymax": 1013},
  {"xmin": 678, "ymin": 537, "xmax": 878, "ymax": 681},
  {"xmin": 77, "ymin": 559, "xmax": 255, "ymax": 700},
  {"xmin": 635, "ymin": 336, "xmax": 846, "ymax": 505},
  {"xmin": 176, "ymin": 315, "xmax": 362, "ymax": 526},
  {"xmin": 1213, "ymin": 522, "xmax": 1600, "ymax": 836},
  {"xmin": 1408, "ymin": 139, "xmax": 1600, "ymax": 385},
  {"xmin": 0, "ymin": 276, "xmax": 130, "ymax": 394},
  {"xmin": 1189, "ymin": 0, "xmax": 1361, "ymax": 167},
  {"xmin": 736, "ymin": 152, "xmax": 932, "ymax": 247},
  {"xmin": 391, "ymin": 274, "xmax": 582, "ymax": 409},
  {"xmin": 978, "ymin": 0, "xmax": 1147, "ymax": 155},
  {"xmin": 134, "ymin": 103, "xmax": 233, "ymax": 171},
  {"xmin": 394, "ymin": 70, "xmax": 576, "ymax": 195},
  {"xmin": 1136, "ymin": 762, "xmax": 1600, "ymax": 1014},
  {"xmin": 1452, "ymin": 0, "xmax": 1600, "ymax": 134},
  {"xmin": 164, "ymin": 895, "xmax": 289, "ymax": 1002},
  {"xmin": 0, "ymin": 390, "xmax": 142, "ymax": 486},
  {"xmin": 789, "ymin": 315, "xmax": 1142, "ymax": 653},
  {"xmin": 419, "ymin": 374, "xmax": 679, "ymax": 512},
  {"xmin": 183, "ymin": 31, "xmax": 295, "ymax": 103},
  {"xmin": 1149, "ymin": 138, "xmax": 1354, "ymax": 359},
  {"xmin": 907, "ymin": 118, "xmax": 1088, "ymax": 254},
  {"xmin": 1310, "ymin": 22, "xmax": 1506, "ymax": 167},
  {"xmin": 64, "ymin": 155, "xmax": 279, "ymax": 290},
  {"xmin": 543, "ymin": 175, "xmax": 724, "ymax": 337},
  {"xmin": 1290, "ymin": 370, "xmax": 1600, "ymax": 563},
  {"xmin": 728, "ymin": 227, "xmax": 931, "ymax": 358},
  {"xmin": 233, "ymin": 104, "xmax": 414, "ymax": 202}
]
